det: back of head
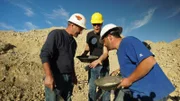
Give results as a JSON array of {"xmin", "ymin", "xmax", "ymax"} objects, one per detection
[
  {"xmin": 142, "ymin": 41, "xmax": 151, "ymax": 50},
  {"xmin": 91, "ymin": 12, "xmax": 103, "ymax": 24},
  {"xmin": 68, "ymin": 13, "xmax": 86, "ymax": 29}
]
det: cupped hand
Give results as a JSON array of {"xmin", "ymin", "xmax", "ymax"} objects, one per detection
[
  {"xmin": 117, "ymin": 78, "xmax": 132, "ymax": 89},
  {"xmin": 110, "ymin": 69, "xmax": 120, "ymax": 76},
  {"xmin": 89, "ymin": 59, "xmax": 102, "ymax": 68}
]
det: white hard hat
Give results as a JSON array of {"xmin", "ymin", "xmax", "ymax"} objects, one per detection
[
  {"xmin": 68, "ymin": 13, "xmax": 86, "ymax": 29},
  {"xmin": 100, "ymin": 23, "xmax": 122, "ymax": 40}
]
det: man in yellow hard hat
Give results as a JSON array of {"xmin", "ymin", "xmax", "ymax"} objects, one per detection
[
  {"xmin": 40, "ymin": 13, "xmax": 86, "ymax": 101},
  {"xmin": 81, "ymin": 12, "xmax": 110, "ymax": 101}
]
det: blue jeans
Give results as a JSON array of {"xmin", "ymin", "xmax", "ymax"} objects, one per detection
[
  {"xmin": 45, "ymin": 74, "xmax": 73, "ymax": 101},
  {"xmin": 45, "ymin": 86, "xmax": 64, "ymax": 101},
  {"xmin": 88, "ymin": 65, "xmax": 110, "ymax": 101},
  {"xmin": 114, "ymin": 89, "xmax": 168, "ymax": 101}
]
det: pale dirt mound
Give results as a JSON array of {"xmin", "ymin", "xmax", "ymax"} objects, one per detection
[{"xmin": 0, "ymin": 28, "xmax": 180, "ymax": 101}]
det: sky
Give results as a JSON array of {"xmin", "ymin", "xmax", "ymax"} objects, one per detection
[{"xmin": 0, "ymin": 0, "xmax": 180, "ymax": 42}]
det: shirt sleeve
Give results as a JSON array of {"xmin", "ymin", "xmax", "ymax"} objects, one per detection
[
  {"xmin": 39, "ymin": 30, "xmax": 58, "ymax": 63},
  {"xmin": 125, "ymin": 37, "xmax": 153, "ymax": 65},
  {"xmin": 86, "ymin": 32, "xmax": 90, "ymax": 44}
]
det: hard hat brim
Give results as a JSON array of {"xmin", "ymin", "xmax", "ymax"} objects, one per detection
[
  {"xmin": 99, "ymin": 26, "xmax": 122, "ymax": 43},
  {"xmin": 68, "ymin": 21, "xmax": 86, "ymax": 29},
  {"xmin": 91, "ymin": 20, "xmax": 103, "ymax": 24}
]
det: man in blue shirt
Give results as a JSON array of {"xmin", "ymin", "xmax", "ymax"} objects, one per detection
[{"xmin": 99, "ymin": 23, "xmax": 175, "ymax": 101}]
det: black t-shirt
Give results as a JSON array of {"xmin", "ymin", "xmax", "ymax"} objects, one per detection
[
  {"xmin": 86, "ymin": 31, "xmax": 109, "ymax": 66},
  {"xmin": 86, "ymin": 31, "xmax": 103, "ymax": 56}
]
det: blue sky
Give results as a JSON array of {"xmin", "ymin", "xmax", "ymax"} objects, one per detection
[{"xmin": 0, "ymin": 0, "xmax": 180, "ymax": 42}]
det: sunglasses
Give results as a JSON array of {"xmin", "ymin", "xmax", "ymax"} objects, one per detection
[{"xmin": 92, "ymin": 24, "xmax": 102, "ymax": 26}]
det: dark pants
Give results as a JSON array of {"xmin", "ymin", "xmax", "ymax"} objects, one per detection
[
  {"xmin": 88, "ymin": 65, "xmax": 110, "ymax": 101},
  {"xmin": 45, "ymin": 74, "xmax": 74, "ymax": 101},
  {"xmin": 114, "ymin": 89, "xmax": 168, "ymax": 101}
]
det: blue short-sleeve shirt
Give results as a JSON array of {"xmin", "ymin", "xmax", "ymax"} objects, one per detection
[{"xmin": 117, "ymin": 36, "xmax": 175, "ymax": 100}]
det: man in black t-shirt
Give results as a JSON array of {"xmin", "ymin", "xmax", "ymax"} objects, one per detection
[
  {"xmin": 40, "ymin": 13, "xmax": 86, "ymax": 101},
  {"xmin": 81, "ymin": 12, "xmax": 110, "ymax": 101}
]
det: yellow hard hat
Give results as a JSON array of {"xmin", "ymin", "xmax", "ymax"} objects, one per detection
[{"xmin": 91, "ymin": 12, "xmax": 103, "ymax": 24}]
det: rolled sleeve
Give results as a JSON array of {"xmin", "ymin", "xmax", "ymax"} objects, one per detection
[{"xmin": 40, "ymin": 30, "xmax": 58, "ymax": 64}]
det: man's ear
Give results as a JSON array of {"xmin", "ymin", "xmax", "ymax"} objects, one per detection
[{"xmin": 107, "ymin": 34, "xmax": 113, "ymax": 41}]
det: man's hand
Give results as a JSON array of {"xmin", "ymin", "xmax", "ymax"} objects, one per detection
[
  {"xmin": 117, "ymin": 78, "xmax": 132, "ymax": 89},
  {"xmin": 44, "ymin": 75, "xmax": 55, "ymax": 91},
  {"xmin": 89, "ymin": 59, "xmax": 102, "ymax": 68},
  {"xmin": 110, "ymin": 68, "xmax": 120, "ymax": 76}
]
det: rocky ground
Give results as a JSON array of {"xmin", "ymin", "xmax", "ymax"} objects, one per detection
[{"xmin": 0, "ymin": 28, "xmax": 180, "ymax": 101}]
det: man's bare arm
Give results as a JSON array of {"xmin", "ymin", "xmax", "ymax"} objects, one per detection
[
  {"xmin": 118, "ymin": 56, "xmax": 156, "ymax": 88},
  {"xmin": 89, "ymin": 46, "xmax": 108, "ymax": 68},
  {"xmin": 43, "ymin": 62, "xmax": 55, "ymax": 90}
]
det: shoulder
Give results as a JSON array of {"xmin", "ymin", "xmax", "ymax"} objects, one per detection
[
  {"xmin": 120, "ymin": 36, "xmax": 143, "ymax": 51},
  {"xmin": 47, "ymin": 29, "xmax": 65, "ymax": 41},
  {"xmin": 122, "ymin": 36, "xmax": 141, "ymax": 44},
  {"xmin": 123, "ymin": 36, "xmax": 139, "ymax": 41},
  {"xmin": 86, "ymin": 31, "xmax": 95, "ymax": 40},
  {"xmin": 49, "ymin": 29, "xmax": 63, "ymax": 36},
  {"xmin": 87, "ymin": 30, "xmax": 94, "ymax": 36},
  {"xmin": 50, "ymin": 29, "xmax": 62, "ymax": 33}
]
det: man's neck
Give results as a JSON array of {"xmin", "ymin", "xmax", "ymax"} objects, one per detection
[
  {"xmin": 93, "ymin": 31, "xmax": 100, "ymax": 35},
  {"xmin": 115, "ymin": 38, "xmax": 122, "ymax": 50},
  {"xmin": 65, "ymin": 27, "xmax": 73, "ymax": 36}
]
